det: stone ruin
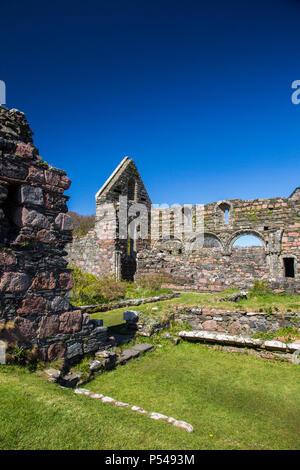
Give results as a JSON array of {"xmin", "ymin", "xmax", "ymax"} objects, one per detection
[
  {"xmin": 0, "ymin": 106, "xmax": 107, "ymax": 362},
  {"xmin": 66, "ymin": 157, "xmax": 300, "ymax": 293}
]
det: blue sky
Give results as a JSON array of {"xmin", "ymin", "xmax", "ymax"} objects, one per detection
[{"xmin": 1, "ymin": 0, "xmax": 300, "ymax": 214}]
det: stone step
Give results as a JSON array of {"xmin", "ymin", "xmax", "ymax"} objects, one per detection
[
  {"xmin": 120, "ymin": 343, "xmax": 154, "ymax": 364},
  {"xmin": 131, "ymin": 343, "xmax": 154, "ymax": 353}
]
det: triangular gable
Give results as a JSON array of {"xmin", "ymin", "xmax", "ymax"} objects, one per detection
[
  {"xmin": 95, "ymin": 156, "xmax": 130, "ymax": 200},
  {"xmin": 95, "ymin": 156, "xmax": 151, "ymax": 204}
]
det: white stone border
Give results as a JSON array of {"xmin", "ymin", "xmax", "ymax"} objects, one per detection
[
  {"xmin": 179, "ymin": 330, "xmax": 300, "ymax": 353},
  {"xmin": 74, "ymin": 388, "xmax": 193, "ymax": 433}
]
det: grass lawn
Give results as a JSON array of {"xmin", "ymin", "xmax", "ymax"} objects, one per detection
[
  {"xmin": 1, "ymin": 342, "xmax": 300, "ymax": 450},
  {"xmin": 91, "ymin": 291, "xmax": 300, "ymax": 329}
]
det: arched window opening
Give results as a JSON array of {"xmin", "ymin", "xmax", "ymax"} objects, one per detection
[
  {"xmin": 233, "ymin": 235, "xmax": 264, "ymax": 247},
  {"xmin": 158, "ymin": 211, "xmax": 162, "ymax": 240},
  {"xmin": 217, "ymin": 202, "xmax": 231, "ymax": 225},
  {"xmin": 283, "ymin": 258, "xmax": 295, "ymax": 278}
]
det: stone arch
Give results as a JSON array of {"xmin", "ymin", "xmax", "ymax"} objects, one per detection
[
  {"xmin": 227, "ymin": 230, "xmax": 266, "ymax": 254},
  {"xmin": 187, "ymin": 232, "xmax": 223, "ymax": 252},
  {"xmin": 153, "ymin": 236, "xmax": 183, "ymax": 255}
]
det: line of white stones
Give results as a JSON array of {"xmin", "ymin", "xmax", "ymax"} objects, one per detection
[{"xmin": 74, "ymin": 388, "xmax": 193, "ymax": 433}]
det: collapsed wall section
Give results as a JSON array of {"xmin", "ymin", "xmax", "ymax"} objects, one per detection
[{"xmin": 0, "ymin": 106, "xmax": 107, "ymax": 362}]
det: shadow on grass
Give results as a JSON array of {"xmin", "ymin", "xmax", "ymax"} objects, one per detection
[{"xmin": 108, "ymin": 323, "xmax": 137, "ymax": 344}]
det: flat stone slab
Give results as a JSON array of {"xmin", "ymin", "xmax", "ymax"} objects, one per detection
[
  {"xmin": 131, "ymin": 343, "xmax": 154, "ymax": 353},
  {"xmin": 121, "ymin": 348, "xmax": 140, "ymax": 362},
  {"xmin": 179, "ymin": 330, "xmax": 300, "ymax": 354}
]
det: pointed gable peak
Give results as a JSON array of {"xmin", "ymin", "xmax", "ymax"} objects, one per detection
[
  {"xmin": 95, "ymin": 156, "xmax": 151, "ymax": 204},
  {"xmin": 95, "ymin": 156, "xmax": 131, "ymax": 200}
]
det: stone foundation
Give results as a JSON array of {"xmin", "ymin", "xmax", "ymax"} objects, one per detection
[{"xmin": 175, "ymin": 306, "xmax": 300, "ymax": 335}]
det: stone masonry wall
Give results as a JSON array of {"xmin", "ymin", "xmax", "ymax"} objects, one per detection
[
  {"xmin": 66, "ymin": 157, "xmax": 152, "ymax": 281},
  {"xmin": 175, "ymin": 306, "xmax": 300, "ymax": 336},
  {"xmin": 65, "ymin": 158, "xmax": 300, "ymax": 292},
  {"xmin": 137, "ymin": 193, "xmax": 300, "ymax": 292},
  {"xmin": 0, "ymin": 107, "xmax": 107, "ymax": 362}
]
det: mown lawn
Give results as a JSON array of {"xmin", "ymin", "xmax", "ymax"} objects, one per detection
[{"xmin": 1, "ymin": 342, "xmax": 300, "ymax": 450}]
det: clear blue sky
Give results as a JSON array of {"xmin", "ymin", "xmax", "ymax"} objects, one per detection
[{"xmin": 1, "ymin": 0, "xmax": 300, "ymax": 214}]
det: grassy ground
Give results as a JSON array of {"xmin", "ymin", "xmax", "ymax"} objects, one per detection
[
  {"xmin": 1, "ymin": 342, "xmax": 300, "ymax": 450},
  {"xmin": 91, "ymin": 291, "xmax": 300, "ymax": 328},
  {"xmin": 2, "ymin": 290, "xmax": 300, "ymax": 450}
]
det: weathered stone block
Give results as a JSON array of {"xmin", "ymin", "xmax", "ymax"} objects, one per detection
[
  {"xmin": 14, "ymin": 316, "xmax": 35, "ymax": 340},
  {"xmin": 30, "ymin": 272, "xmax": 56, "ymax": 291},
  {"xmin": 58, "ymin": 272, "xmax": 74, "ymax": 290},
  {"xmin": 55, "ymin": 213, "xmax": 74, "ymax": 231},
  {"xmin": 0, "ymin": 272, "xmax": 31, "ymax": 293},
  {"xmin": 18, "ymin": 185, "xmax": 43, "ymax": 206},
  {"xmin": 202, "ymin": 320, "xmax": 218, "ymax": 331},
  {"xmin": 37, "ymin": 315, "xmax": 60, "ymax": 339},
  {"xmin": 17, "ymin": 296, "xmax": 46, "ymax": 315},
  {"xmin": 13, "ymin": 207, "xmax": 50, "ymax": 230},
  {"xmin": 47, "ymin": 343, "xmax": 66, "ymax": 361},
  {"xmin": 59, "ymin": 310, "xmax": 82, "ymax": 334}
]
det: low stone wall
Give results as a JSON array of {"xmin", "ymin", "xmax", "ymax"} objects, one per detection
[
  {"xmin": 79, "ymin": 292, "xmax": 181, "ymax": 313},
  {"xmin": 175, "ymin": 306, "xmax": 300, "ymax": 335}
]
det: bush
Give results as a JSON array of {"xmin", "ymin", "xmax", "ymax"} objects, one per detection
[
  {"xmin": 70, "ymin": 266, "xmax": 126, "ymax": 305},
  {"xmin": 136, "ymin": 273, "xmax": 174, "ymax": 291},
  {"xmin": 250, "ymin": 280, "xmax": 272, "ymax": 296}
]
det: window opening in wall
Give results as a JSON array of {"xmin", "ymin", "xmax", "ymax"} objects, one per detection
[
  {"xmin": 128, "ymin": 178, "xmax": 135, "ymax": 201},
  {"xmin": 170, "ymin": 211, "xmax": 174, "ymax": 239},
  {"xmin": 217, "ymin": 202, "xmax": 231, "ymax": 225},
  {"xmin": 0, "ymin": 184, "xmax": 20, "ymax": 246},
  {"xmin": 159, "ymin": 211, "xmax": 162, "ymax": 239},
  {"xmin": 233, "ymin": 235, "xmax": 264, "ymax": 247},
  {"xmin": 283, "ymin": 257, "xmax": 295, "ymax": 278},
  {"xmin": 224, "ymin": 209, "xmax": 229, "ymax": 224}
]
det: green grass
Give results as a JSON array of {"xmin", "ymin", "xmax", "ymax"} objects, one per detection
[
  {"xmin": 1, "ymin": 343, "xmax": 300, "ymax": 450},
  {"xmin": 91, "ymin": 291, "xmax": 300, "ymax": 329}
]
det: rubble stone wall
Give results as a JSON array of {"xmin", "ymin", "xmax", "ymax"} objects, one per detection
[
  {"xmin": 0, "ymin": 107, "xmax": 107, "ymax": 362},
  {"xmin": 175, "ymin": 307, "xmax": 300, "ymax": 335},
  {"xmin": 64, "ymin": 152, "xmax": 300, "ymax": 293},
  {"xmin": 137, "ymin": 193, "xmax": 300, "ymax": 292}
]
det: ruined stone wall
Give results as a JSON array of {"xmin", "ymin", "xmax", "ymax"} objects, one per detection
[
  {"xmin": 0, "ymin": 107, "xmax": 107, "ymax": 361},
  {"xmin": 175, "ymin": 306, "xmax": 300, "ymax": 335},
  {"xmin": 66, "ymin": 230, "xmax": 115, "ymax": 277},
  {"xmin": 65, "ymin": 155, "xmax": 299, "ymax": 292},
  {"xmin": 136, "ymin": 247, "xmax": 270, "ymax": 291},
  {"xmin": 136, "ymin": 193, "xmax": 300, "ymax": 292},
  {"xmin": 66, "ymin": 157, "xmax": 152, "ymax": 281}
]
